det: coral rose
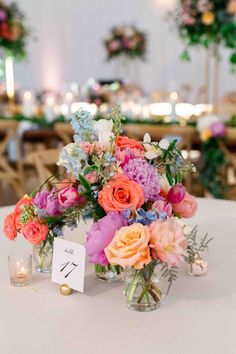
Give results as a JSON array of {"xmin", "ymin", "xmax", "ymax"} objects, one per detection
[
  {"xmin": 15, "ymin": 195, "xmax": 32, "ymax": 215},
  {"xmin": 172, "ymin": 192, "xmax": 197, "ymax": 218},
  {"xmin": 21, "ymin": 219, "xmax": 48, "ymax": 245},
  {"xmin": 115, "ymin": 136, "xmax": 144, "ymax": 151},
  {"xmin": 105, "ymin": 223, "xmax": 151, "ymax": 269},
  {"xmin": 4, "ymin": 212, "xmax": 17, "ymax": 241},
  {"xmin": 149, "ymin": 219, "xmax": 187, "ymax": 267},
  {"xmin": 98, "ymin": 173, "xmax": 145, "ymax": 212}
]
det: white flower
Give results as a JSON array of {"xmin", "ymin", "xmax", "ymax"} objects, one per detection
[
  {"xmin": 143, "ymin": 133, "xmax": 151, "ymax": 144},
  {"xmin": 197, "ymin": 114, "xmax": 221, "ymax": 133},
  {"xmin": 93, "ymin": 119, "xmax": 113, "ymax": 133},
  {"xmin": 143, "ymin": 133, "xmax": 162, "ymax": 159},
  {"xmin": 93, "ymin": 119, "xmax": 114, "ymax": 148},
  {"xmin": 159, "ymin": 138, "xmax": 170, "ymax": 150}
]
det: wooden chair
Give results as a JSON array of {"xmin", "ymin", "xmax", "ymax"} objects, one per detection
[
  {"xmin": 0, "ymin": 120, "xmax": 24, "ymax": 200},
  {"xmin": 26, "ymin": 148, "xmax": 61, "ymax": 187},
  {"xmin": 54, "ymin": 122, "xmax": 73, "ymax": 145}
]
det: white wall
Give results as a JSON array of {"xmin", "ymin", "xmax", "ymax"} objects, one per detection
[{"xmin": 14, "ymin": 0, "xmax": 236, "ymax": 99}]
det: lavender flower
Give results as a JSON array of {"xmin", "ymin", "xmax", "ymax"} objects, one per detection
[{"xmin": 123, "ymin": 158, "xmax": 160, "ymax": 201}]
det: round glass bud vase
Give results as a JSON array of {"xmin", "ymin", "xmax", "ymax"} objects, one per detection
[
  {"xmin": 186, "ymin": 250, "xmax": 209, "ymax": 277},
  {"xmin": 33, "ymin": 239, "xmax": 54, "ymax": 273},
  {"xmin": 95, "ymin": 263, "xmax": 124, "ymax": 282},
  {"xmin": 124, "ymin": 264, "xmax": 162, "ymax": 312}
]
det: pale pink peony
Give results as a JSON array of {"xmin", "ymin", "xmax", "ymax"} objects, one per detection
[
  {"xmin": 149, "ymin": 219, "xmax": 187, "ymax": 267},
  {"xmin": 172, "ymin": 192, "xmax": 197, "ymax": 218}
]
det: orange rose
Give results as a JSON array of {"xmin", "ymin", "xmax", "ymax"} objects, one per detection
[
  {"xmin": 21, "ymin": 219, "xmax": 48, "ymax": 245},
  {"xmin": 15, "ymin": 195, "xmax": 32, "ymax": 215},
  {"xmin": 3, "ymin": 212, "xmax": 17, "ymax": 241},
  {"xmin": 105, "ymin": 223, "xmax": 151, "ymax": 269},
  {"xmin": 98, "ymin": 174, "xmax": 145, "ymax": 212},
  {"xmin": 115, "ymin": 136, "xmax": 144, "ymax": 151}
]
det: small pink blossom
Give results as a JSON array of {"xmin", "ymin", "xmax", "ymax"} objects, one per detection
[
  {"xmin": 86, "ymin": 171, "xmax": 99, "ymax": 184},
  {"xmin": 80, "ymin": 142, "xmax": 94, "ymax": 155},
  {"xmin": 152, "ymin": 200, "xmax": 172, "ymax": 218},
  {"xmin": 182, "ymin": 12, "xmax": 196, "ymax": 25}
]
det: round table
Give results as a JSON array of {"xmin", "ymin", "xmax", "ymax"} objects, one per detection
[{"xmin": 0, "ymin": 198, "xmax": 235, "ymax": 354}]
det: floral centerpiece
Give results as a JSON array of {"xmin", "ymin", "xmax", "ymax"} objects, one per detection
[
  {"xmin": 0, "ymin": 0, "xmax": 29, "ymax": 59},
  {"xmin": 170, "ymin": 0, "xmax": 236, "ymax": 66},
  {"xmin": 4, "ymin": 108, "xmax": 211, "ymax": 311},
  {"xmin": 104, "ymin": 25, "xmax": 146, "ymax": 60}
]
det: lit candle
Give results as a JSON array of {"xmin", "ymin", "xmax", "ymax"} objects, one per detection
[
  {"xmin": 8, "ymin": 254, "xmax": 32, "ymax": 287},
  {"xmin": 44, "ymin": 96, "xmax": 56, "ymax": 122},
  {"xmin": 187, "ymin": 256, "xmax": 208, "ymax": 277},
  {"xmin": 5, "ymin": 56, "xmax": 14, "ymax": 100},
  {"xmin": 23, "ymin": 91, "xmax": 34, "ymax": 117}
]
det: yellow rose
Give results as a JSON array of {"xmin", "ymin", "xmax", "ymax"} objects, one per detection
[
  {"xmin": 201, "ymin": 128, "xmax": 212, "ymax": 142},
  {"xmin": 105, "ymin": 223, "xmax": 151, "ymax": 269},
  {"xmin": 201, "ymin": 12, "xmax": 215, "ymax": 26}
]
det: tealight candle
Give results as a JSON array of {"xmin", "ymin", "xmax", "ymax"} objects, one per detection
[
  {"xmin": 44, "ymin": 96, "xmax": 56, "ymax": 122},
  {"xmin": 187, "ymin": 256, "xmax": 208, "ymax": 277},
  {"xmin": 23, "ymin": 90, "xmax": 34, "ymax": 117},
  {"xmin": 8, "ymin": 253, "xmax": 32, "ymax": 287}
]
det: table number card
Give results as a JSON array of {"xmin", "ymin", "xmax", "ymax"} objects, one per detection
[{"xmin": 52, "ymin": 238, "xmax": 86, "ymax": 293}]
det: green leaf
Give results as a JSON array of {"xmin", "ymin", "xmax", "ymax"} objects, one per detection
[{"xmin": 78, "ymin": 174, "xmax": 92, "ymax": 192}]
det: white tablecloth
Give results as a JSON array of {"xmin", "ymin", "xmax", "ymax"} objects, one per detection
[{"xmin": 0, "ymin": 198, "xmax": 236, "ymax": 354}]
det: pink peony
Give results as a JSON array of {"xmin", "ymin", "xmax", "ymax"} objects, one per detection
[
  {"xmin": 4, "ymin": 212, "xmax": 17, "ymax": 241},
  {"xmin": 167, "ymin": 184, "xmax": 186, "ymax": 204},
  {"xmin": 152, "ymin": 200, "xmax": 172, "ymax": 219},
  {"xmin": 149, "ymin": 219, "xmax": 187, "ymax": 266},
  {"xmin": 21, "ymin": 219, "xmax": 48, "ymax": 245},
  {"xmin": 172, "ymin": 192, "xmax": 197, "ymax": 218},
  {"xmin": 85, "ymin": 212, "xmax": 128, "ymax": 266},
  {"xmin": 58, "ymin": 187, "xmax": 80, "ymax": 208},
  {"xmin": 115, "ymin": 147, "xmax": 144, "ymax": 167}
]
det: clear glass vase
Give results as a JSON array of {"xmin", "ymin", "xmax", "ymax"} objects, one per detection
[
  {"xmin": 124, "ymin": 263, "xmax": 162, "ymax": 312},
  {"xmin": 33, "ymin": 238, "xmax": 54, "ymax": 273},
  {"xmin": 95, "ymin": 263, "xmax": 124, "ymax": 282}
]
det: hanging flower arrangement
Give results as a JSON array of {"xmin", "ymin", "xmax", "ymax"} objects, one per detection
[
  {"xmin": 0, "ymin": 0, "xmax": 29, "ymax": 59},
  {"xmin": 170, "ymin": 0, "xmax": 236, "ymax": 66}
]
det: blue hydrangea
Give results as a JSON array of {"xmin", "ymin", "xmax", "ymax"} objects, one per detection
[
  {"xmin": 70, "ymin": 109, "xmax": 96, "ymax": 143},
  {"xmin": 121, "ymin": 208, "xmax": 158, "ymax": 226},
  {"xmin": 57, "ymin": 143, "xmax": 87, "ymax": 177}
]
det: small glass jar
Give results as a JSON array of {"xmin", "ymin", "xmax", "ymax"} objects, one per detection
[
  {"xmin": 8, "ymin": 253, "xmax": 32, "ymax": 287},
  {"xmin": 95, "ymin": 264, "xmax": 124, "ymax": 282},
  {"xmin": 33, "ymin": 239, "xmax": 54, "ymax": 273},
  {"xmin": 124, "ymin": 264, "xmax": 162, "ymax": 312},
  {"xmin": 187, "ymin": 251, "xmax": 208, "ymax": 277}
]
